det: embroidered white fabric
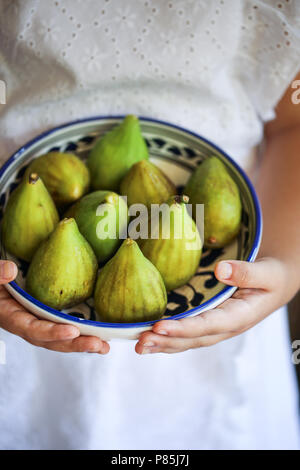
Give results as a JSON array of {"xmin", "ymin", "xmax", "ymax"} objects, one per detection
[
  {"xmin": 0, "ymin": 0, "xmax": 300, "ymax": 166},
  {"xmin": 0, "ymin": 0, "xmax": 299, "ymax": 450}
]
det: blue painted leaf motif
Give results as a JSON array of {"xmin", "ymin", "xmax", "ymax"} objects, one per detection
[
  {"xmin": 167, "ymin": 146, "xmax": 181, "ymax": 156},
  {"xmin": 89, "ymin": 307, "xmax": 96, "ymax": 321},
  {"xmin": 166, "ymin": 291, "xmax": 189, "ymax": 316},
  {"xmin": 241, "ymin": 210, "xmax": 250, "ymax": 250},
  {"xmin": 153, "ymin": 138, "xmax": 166, "ymax": 148},
  {"xmin": 200, "ymin": 248, "xmax": 224, "ymax": 267},
  {"xmin": 0, "ymin": 192, "xmax": 6, "ymax": 210},
  {"xmin": 65, "ymin": 142, "xmax": 78, "ymax": 152},
  {"xmin": 195, "ymin": 270, "xmax": 218, "ymax": 289},
  {"xmin": 17, "ymin": 259, "xmax": 30, "ymax": 278},
  {"xmin": 49, "ymin": 146, "xmax": 61, "ymax": 152},
  {"xmin": 186, "ymin": 283, "xmax": 205, "ymax": 306},
  {"xmin": 243, "ymin": 229, "xmax": 249, "ymax": 250},
  {"xmin": 68, "ymin": 311, "xmax": 85, "ymax": 319},
  {"xmin": 79, "ymin": 136, "xmax": 95, "ymax": 144},
  {"xmin": 8, "ymin": 182, "xmax": 19, "ymax": 195},
  {"xmin": 241, "ymin": 208, "xmax": 249, "ymax": 226},
  {"xmin": 184, "ymin": 147, "xmax": 197, "ymax": 159},
  {"xmin": 16, "ymin": 165, "xmax": 28, "ymax": 179},
  {"xmin": 144, "ymin": 138, "xmax": 151, "ymax": 148}
]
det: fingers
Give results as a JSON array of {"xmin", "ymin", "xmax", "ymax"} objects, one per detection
[
  {"xmin": 0, "ymin": 303, "xmax": 80, "ymax": 342},
  {"xmin": 0, "ymin": 261, "xmax": 18, "ymax": 284},
  {"xmin": 136, "ymin": 331, "xmax": 233, "ymax": 354},
  {"xmin": 135, "ymin": 288, "xmax": 269, "ymax": 354},
  {"xmin": 0, "ymin": 285, "xmax": 110, "ymax": 354},
  {"xmin": 21, "ymin": 314, "xmax": 82, "ymax": 343},
  {"xmin": 30, "ymin": 335, "xmax": 110, "ymax": 354},
  {"xmin": 214, "ymin": 257, "xmax": 283, "ymax": 290},
  {"xmin": 4, "ymin": 309, "xmax": 110, "ymax": 354},
  {"xmin": 136, "ymin": 257, "xmax": 286, "ymax": 355},
  {"xmin": 151, "ymin": 295, "xmax": 254, "ymax": 338}
]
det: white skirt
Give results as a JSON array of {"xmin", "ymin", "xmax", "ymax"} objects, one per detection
[{"xmin": 0, "ymin": 305, "xmax": 299, "ymax": 450}]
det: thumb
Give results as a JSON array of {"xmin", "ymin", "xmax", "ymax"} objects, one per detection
[
  {"xmin": 215, "ymin": 258, "xmax": 274, "ymax": 290},
  {"xmin": 0, "ymin": 260, "xmax": 18, "ymax": 284}
]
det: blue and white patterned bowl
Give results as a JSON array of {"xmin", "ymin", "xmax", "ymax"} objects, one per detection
[{"xmin": 0, "ymin": 116, "xmax": 262, "ymax": 340}]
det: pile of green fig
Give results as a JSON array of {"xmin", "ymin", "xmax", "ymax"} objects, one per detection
[{"xmin": 1, "ymin": 115, "xmax": 242, "ymax": 323}]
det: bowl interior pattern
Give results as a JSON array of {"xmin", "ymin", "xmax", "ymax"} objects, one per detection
[{"xmin": 0, "ymin": 117, "xmax": 260, "ymax": 325}]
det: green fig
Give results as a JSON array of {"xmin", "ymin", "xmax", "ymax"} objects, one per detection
[
  {"xmin": 94, "ymin": 239, "xmax": 167, "ymax": 323},
  {"xmin": 26, "ymin": 152, "xmax": 90, "ymax": 207},
  {"xmin": 87, "ymin": 115, "xmax": 149, "ymax": 191},
  {"xmin": 120, "ymin": 160, "xmax": 176, "ymax": 209},
  {"xmin": 1, "ymin": 173, "xmax": 59, "ymax": 262},
  {"xmin": 184, "ymin": 156, "xmax": 242, "ymax": 248},
  {"xmin": 26, "ymin": 218, "xmax": 97, "ymax": 309},
  {"xmin": 65, "ymin": 191, "xmax": 128, "ymax": 263},
  {"xmin": 140, "ymin": 195, "xmax": 202, "ymax": 291}
]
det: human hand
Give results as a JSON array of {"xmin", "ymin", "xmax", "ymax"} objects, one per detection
[
  {"xmin": 136, "ymin": 257, "xmax": 294, "ymax": 354},
  {"xmin": 0, "ymin": 260, "xmax": 110, "ymax": 354}
]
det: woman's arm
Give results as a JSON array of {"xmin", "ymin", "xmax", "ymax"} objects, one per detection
[
  {"xmin": 136, "ymin": 74, "xmax": 300, "ymax": 354},
  {"xmin": 259, "ymin": 75, "xmax": 300, "ymax": 296}
]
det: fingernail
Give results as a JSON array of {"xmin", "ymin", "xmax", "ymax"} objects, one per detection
[
  {"xmin": 98, "ymin": 347, "xmax": 108, "ymax": 355},
  {"xmin": 141, "ymin": 348, "xmax": 152, "ymax": 354},
  {"xmin": 86, "ymin": 345, "xmax": 100, "ymax": 353},
  {"xmin": 65, "ymin": 328, "xmax": 80, "ymax": 339},
  {"xmin": 143, "ymin": 341, "xmax": 155, "ymax": 347},
  {"xmin": 0, "ymin": 261, "xmax": 17, "ymax": 281},
  {"xmin": 218, "ymin": 262, "xmax": 232, "ymax": 280},
  {"xmin": 87, "ymin": 348, "xmax": 100, "ymax": 353},
  {"xmin": 158, "ymin": 330, "xmax": 168, "ymax": 336}
]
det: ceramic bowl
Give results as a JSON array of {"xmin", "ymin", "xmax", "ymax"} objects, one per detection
[{"xmin": 0, "ymin": 116, "xmax": 262, "ymax": 340}]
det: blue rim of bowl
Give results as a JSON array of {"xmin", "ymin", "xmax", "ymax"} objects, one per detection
[{"xmin": 1, "ymin": 115, "xmax": 262, "ymax": 329}]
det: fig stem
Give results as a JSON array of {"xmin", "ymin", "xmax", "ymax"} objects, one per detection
[
  {"xmin": 174, "ymin": 195, "xmax": 189, "ymax": 205},
  {"xmin": 104, "ymin": 193, "xmax": 118, "ymax": 205},
  {"xmin": 125, "ymin": 238, "xmax": 135, "ymax": 246},
  {"xmin": 61, "ymin": 218, "xmax": 74, "ymax": 225},
  {"xmin": 28, "ymin": 173, "xmax": 39, "ymax": 184}
]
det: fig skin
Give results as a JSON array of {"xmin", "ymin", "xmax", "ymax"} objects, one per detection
[
  {"xmin": 184, "ymin": 156, "xmax": 242, "ymax": 248},
  {"xmin": 1, "ymin": 173, "xmax": 59, "ymax": 262},
  {"xmin": 94, "ymin": 239, "xmax": 167, "ymax": 323},
  {"xmin": 26, "ymin": 152, "xmax": 90, "ymax": 208},
  {"xmin": 140, "ymin": 195, "xmax": 202, "ymax": 291},
  {"xmin": 65, "ymin": 190, "xmax": 128, "ymax": 263},
  {"xmin": 87, "ymin": 115, "xmax": 149, "ymax": 191},
  {"xmin": 26, "ymin": 218, "xmax": 98, "ymax": 310},
  {"xmin": 120, "ymin": 160, "xmax": 176, "ymax": 210}
]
